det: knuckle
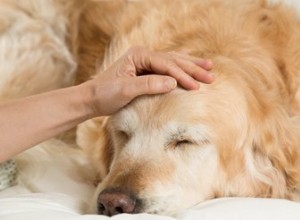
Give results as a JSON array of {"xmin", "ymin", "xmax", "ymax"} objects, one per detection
[
  {"xmin": 173, "ymin": 57, "xmax": 182, "ymax": 65},
  {"xmin": 145, "ymin": 77, "xmax": 154, "ymax": 90},
  {"xmin": 126, "ymin": 46, "xmax": 151, "ymax": 71},
  {"xmin": 145, "ymin": 76, "xmax": 160, "ymax": 92},
  {"xmin": 168, "ymin": 51, "xmax": 183, "ymax": 60},
  {"xmin": 166, "ymin": 62, "xmax": 180, "ymax": 74},
  {"xmin": 122, "ymin": 53, "xmax": 131, "ymax": 63}
]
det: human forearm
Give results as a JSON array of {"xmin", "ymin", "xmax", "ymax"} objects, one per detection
[{"xmin": 0, "ymin": 83, "xmax": 93, "ymax": 162}]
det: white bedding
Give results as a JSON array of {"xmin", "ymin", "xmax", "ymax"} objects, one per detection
[
  {"xmin": 1, "ymin": 140, "xmax": 300, "ymax": 220},
  {"xmin": 1, "ymin": 193, "xmax": 300, "ymax": 220},
  {"xmin": 1, "ymin": 0, "xmax": 300, "ymax": 219}
]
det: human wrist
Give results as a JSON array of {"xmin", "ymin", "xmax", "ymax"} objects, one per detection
[{"xmin": 76, "ymin": 80, "xmax": 99, "ymax": 119}]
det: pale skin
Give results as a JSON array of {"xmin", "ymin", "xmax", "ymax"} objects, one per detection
[{"xmin": 0, "ymin": 46, "xmax": 213, "ymax": 163}]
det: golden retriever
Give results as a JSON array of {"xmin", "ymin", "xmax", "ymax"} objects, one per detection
[
  {"xmin": 76, "ymin": 0, "xmax": 300, "ymax": 216},
  {"xmin": 1, "ymin": 0, "xmax": 300, "ymax": 217}
]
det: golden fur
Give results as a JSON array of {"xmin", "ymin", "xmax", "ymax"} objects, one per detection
[
  {"xmin": 1, "ymin": 0, "xmax": 300, "ymax": 217},
  {"xmin": 76, "ymin": 0, "xmax": 300, "ymax": 215}
]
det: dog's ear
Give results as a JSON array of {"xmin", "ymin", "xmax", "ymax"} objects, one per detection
[
  {"xmin": 251, "ymin": 115, "xmax": 300, "ymax": 198},
  {"xmin": 77, "ymin": 117, "xmax": 114, "ymax": 182}
]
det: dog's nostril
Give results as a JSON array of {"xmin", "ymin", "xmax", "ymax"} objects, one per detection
[
  {"xmin": 97, "ymin": 189, "xmax": 136, "ymax": 216},
  {"xmin": 115, "ymin": 206, "xmax": 123, "ymax": 214},
  {"xmin": 97, "ymin": 203, "xmax": 105, "ymax": 214}
]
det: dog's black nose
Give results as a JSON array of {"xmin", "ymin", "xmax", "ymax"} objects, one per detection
[{"xmin": 97, "ymin": 188, "xmax": 136, "ymax": 216}]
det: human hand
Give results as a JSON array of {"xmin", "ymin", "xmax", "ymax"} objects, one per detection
[{"xmin": 83, "ymin": 46, "xmax": 214, "ymax": 116}]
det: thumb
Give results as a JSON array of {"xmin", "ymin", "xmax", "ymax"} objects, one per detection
[{"xmin": 123, "ymin": 75, "xmax": 177, "ymax": 99}]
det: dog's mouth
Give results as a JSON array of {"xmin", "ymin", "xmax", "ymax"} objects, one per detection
[{"xmin": 97, "ymin": 187, "xmax": 144, "ymax": 216}]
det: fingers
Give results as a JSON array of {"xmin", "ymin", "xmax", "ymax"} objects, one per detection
[
  {"xmin": 174, "ymin": 50, "xmax": 213, "ymax": 71},
  {"xmin": 120, "ymin": 75, "xmax": 177, "ymax": 100},
  {"xmin": 127, "ymin": 46, "xmax": 214, "ymax": 90},
  {"xmin": 174, "ymin": 57, "xmax": 214, "ymax": 84}
]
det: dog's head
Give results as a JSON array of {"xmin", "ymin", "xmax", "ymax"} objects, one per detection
[
  {"xmin": 77, "ymin": 57, "xmax": 300, "ymax": 216},
  {"xmin": 76, "ymin": 0, "xmax": 300, "ymax": 216}
]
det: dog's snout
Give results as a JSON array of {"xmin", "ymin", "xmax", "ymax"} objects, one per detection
[{"xmin": 97, "ymin": 188, "xmax": 136, "ymax": 216}]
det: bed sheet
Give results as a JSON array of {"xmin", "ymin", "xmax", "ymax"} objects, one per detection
[{"xmin": 1, "ymin": 192, "xmax": 300, "ymax": 220}]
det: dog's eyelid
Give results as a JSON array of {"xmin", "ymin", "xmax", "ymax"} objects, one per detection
[
  {"xmin": 168, "ymin": 136, "xmax": 210, "ymax": 148},
  {"xmin": 175, "ymin": 139, "xmax": 194, "ymax": 146},
  {"xmin": 166, "ymin": 135, "xmax": 195, "ymax": 147}
]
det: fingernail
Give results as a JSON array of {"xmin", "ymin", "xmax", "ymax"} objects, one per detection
[
  {"xmin": 207, "ymin": 73, "xmax": 215, "ymax": 82},
  {"xmin": 165, "ymin": 78, "xmax": 177, "ymax": 90}
]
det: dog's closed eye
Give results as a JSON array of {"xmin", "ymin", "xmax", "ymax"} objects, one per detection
[
  {"xmin": 175, "ymin": 139, "xmax": 194, "ymax": 147},
  {"xmin": 165, "ymin": 138, "xmax": 195, "ymax": 149},
  {"xmin": 165, "ymin": 125, "xmax": 210, "ymax": 149}
]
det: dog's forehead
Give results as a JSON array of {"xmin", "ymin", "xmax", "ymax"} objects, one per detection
[{"xmin": 112, "ymin": 89, "xmax": 208, "ymax": 129}]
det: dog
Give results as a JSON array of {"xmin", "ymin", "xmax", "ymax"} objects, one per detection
[
  {"xmin": 75, "ymin": 0, "xmax": 300, "ymax": 216},
  {"xmin": 1, "ymin": 0, "xmax": 300, "ymax": 217}
]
